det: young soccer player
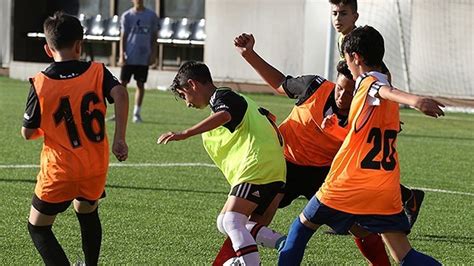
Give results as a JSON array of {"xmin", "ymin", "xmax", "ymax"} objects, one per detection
[
  {"xmin": 330, "ymin": 0, "xmax": 423, "ymax": 227},
  {"xmin": 22, "ymin": 12, "xmax": 129, "ymax": 265},
  {"xmin": 278, "ymin": 25, "xmax": 444, "ymax": 265},
  {"xmin": 157, "ymin": 61, "xmax": 286, "ymax": 265},
  {"xmin": 234, "ymin": 32, "xmax": 390, "ymax": 265}
]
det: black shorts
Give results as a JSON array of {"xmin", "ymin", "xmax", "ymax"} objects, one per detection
[
  {"xmin": 230, "ymin": 181, "xmax": 285, "ymax": 215},
  {"xmin": 278, "ymin": 160, "xmax": 330, "ymax": 208},
  {"xmin": 120, "ymin": 65, "xmax": 149, "ymax": 83},
  {"xmin": 32, "ymin": 192, "xmax": 106, "ymax": 216}
]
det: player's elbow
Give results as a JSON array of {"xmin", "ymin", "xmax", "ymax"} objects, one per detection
[{"xmin": 21, "ymin": 127, "xmax": 36, "ymax": 140}]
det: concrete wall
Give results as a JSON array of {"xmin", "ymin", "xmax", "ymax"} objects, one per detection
[
  {"xmin": 205, "ymin": 0, "xmax": 331, "ymax": 85},
  {"xmin": 0, "ymin": 0, "xmax": 12, "ymax": 67}
]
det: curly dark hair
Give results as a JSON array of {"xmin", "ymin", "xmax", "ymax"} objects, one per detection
[
  {"xmin": 336, "ymin": 60, "xmax": 353, "ymax": 80},
  {"xmin": 170, "ymin": 61, "xmax": 213, "ymax": 99}
]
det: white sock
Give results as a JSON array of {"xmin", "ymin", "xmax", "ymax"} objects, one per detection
[
  {"xmin": 133, "ymin": 105, "xmax": 141, "ymax": 116},
  {"xmin": 246, "ymin": 221, "xmax": 285, "ymax": 249},
  {"xmin": 223, "ymin": 212, "xmax": 260, "ymax": 265}
]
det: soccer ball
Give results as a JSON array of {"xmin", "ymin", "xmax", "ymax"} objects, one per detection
[{"xmin": 223, "ymin": 256, "xmax": 245, "ymax": 266}]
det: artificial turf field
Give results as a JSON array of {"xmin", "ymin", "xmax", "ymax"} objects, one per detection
[{"xmin": 0, "ymin": 76, "xmax": 473, "ymax": 264}]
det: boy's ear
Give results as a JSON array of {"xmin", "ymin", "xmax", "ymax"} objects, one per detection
[
  {"xmin": 187, "ymin": 79, "xmax": 197, "ymax": 89},
  {"xmin": 74, "ymin": 40, "xmax": 83, "ymax": 54},
  {"xmin": 353, "ymin": 52, "xmax": 362, "ymax": 66},
  {"xmin": 43, "ymin": 44, "xmax": 54, "ymax": 58}
]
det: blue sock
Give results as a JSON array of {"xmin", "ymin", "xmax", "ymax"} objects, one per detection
[
  {"xmin": 278, "ymin": 217, "xmax": 315, "ymax": 266},
  {"xmin": 401, "ymin": 248, "xmax": 441, "ymax": 266}
]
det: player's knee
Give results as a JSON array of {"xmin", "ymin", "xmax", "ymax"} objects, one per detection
[
  {"xmin": 222, "ymin": 211, "xmax": 248, "ymax": 233},
  {"xmin": 216, "ymin": 213, "xmax": 226, "ymax": 235}
]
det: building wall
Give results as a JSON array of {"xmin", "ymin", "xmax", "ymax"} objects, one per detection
[
  {"xmin": 205, "ymin": 0, "xmax": 332, "ymax": 85},
  {"xmin": 0, "ymin": 0, "xmax": 12, "ymax": 67}
]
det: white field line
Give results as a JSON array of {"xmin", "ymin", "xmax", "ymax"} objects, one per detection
[
  {"xmin": 1, "ymin": 163, "xmax": 473, "ymax": 196},
  {"xmin": 400, "ymin": 112, "xmax": 474, "ymax": 122}
]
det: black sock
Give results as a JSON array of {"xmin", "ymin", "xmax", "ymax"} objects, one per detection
[
  {"xmin": 76, "ymin": 208, "xmax": 102, "ymax": 266},
  {"xmin": 400, "ymin": 184, "xmax": 413, "ymax": 203},
  {"xmin": 27, "ymin": 222, "xmax": 69, "ymax": 266}
]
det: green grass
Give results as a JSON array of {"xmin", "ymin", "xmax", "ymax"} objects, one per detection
[{"xmin": 1, "ymin": 76, "xmax": 473, "ymax": 264}]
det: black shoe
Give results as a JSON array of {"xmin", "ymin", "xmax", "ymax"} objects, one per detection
[{"xmin": 404, "ymin": 189, "xmax": 425, "ymax": 228}]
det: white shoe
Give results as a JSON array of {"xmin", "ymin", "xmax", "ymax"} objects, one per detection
[{"xmin": 133, "ymin": 115, "xmax": 143, "ymax": 123}]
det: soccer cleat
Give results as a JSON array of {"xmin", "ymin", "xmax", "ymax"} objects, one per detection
[
  {"xmin": 404, "ymin": 189, "xmax": 425, "ymax": 228},
  {"xmin": 275, "ymin": 235, "xmax": 287, "ymax": 252},
  {"xmin": 132, "ymin": 114, "xmax": 143, "ymax": 123}
]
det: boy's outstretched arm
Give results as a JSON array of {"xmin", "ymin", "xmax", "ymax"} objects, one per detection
[
  {"xmin": 110, "ymin": 84, "xmax": 129, "ymax": 161},
  {"xmin": 378, "ymin": 86, "xmax": 445, "ymax": 118},
  {"xmin": 234, "ymin": 33, "xmax": 286, "ymax": 95},
  {"xmin": 157, "ymin": 111, "xmax": 231, "ymax": 144}
]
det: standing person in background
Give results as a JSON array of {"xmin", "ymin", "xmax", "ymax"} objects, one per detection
[
  {"xmin": 330, "ymin": 0, "xmax": 423, "ymax": 227},
  {"xmin": 115, "ymin": 0, "xmax": 159, "ymax": 123}
]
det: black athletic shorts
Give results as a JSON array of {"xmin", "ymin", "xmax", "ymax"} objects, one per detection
[
  {"xmin": 32, "ymin": 192, "xmax": 106, "ymax": 216},
  {"xmin": 278, "ymin": 160, "xmax": 330, "ymax": 208},
  {"xmin": 120, "ymin": 65, "xmax": 149, "ymax": 83},
  {"xmin": 230, "ymin": 181, "xmax": 285, "ymax": 215}
]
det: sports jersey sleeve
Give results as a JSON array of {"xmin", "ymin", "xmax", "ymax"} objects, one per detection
[
  {"xmin": 120, "ymin": 12, "xmax": 130, "ymax": 34},
  {"xmin": 282, "ymin": 75, "xmax": 326, "ymax": 105},
  {"xmin": 367, "ymin": 72, "xmax": 390, "ymax": 106},
  {"xmin": 23, "ymin": 84, "xmax": 41, "ymax": 129},
  {"xmin": 210, "ymin": 90, "xmax": 248, "ymax": 132},
  {"xmin": 102, "ymin": 64, "xmax": 121, "ymax": 104}
]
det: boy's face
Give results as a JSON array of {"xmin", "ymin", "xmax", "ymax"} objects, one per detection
[
  {"xmin": 176, "ymin": 80, "xmax": 208, "ymax": 109},
  {"xmin": 331, "ymin": 4, "xmax": 358, "ymax": 35},
  {"xmin": 334, "ymin": 74, "xmax": 355, "ymax": 110}
]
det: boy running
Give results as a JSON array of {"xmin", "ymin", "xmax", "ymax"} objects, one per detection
[
  {"xmin": 330, "ymin": 0, "xmax": 423, "ymax": 227},
  {"xmin": 22, "ymin": 12, "xmax": 129, "ymax": 265},
  {"xmin": 157, "ymin": 61, "xmax": 286, "ymax": 265}
]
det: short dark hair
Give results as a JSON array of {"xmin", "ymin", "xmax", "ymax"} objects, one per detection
[
  {"xmin": 329, "ymin": 0, "xmax": 358, "ymax": 13},
  {"xmin": 170, "ymin": 61, "xmax": 213, "ymax": 96},
  {"xmin": 336, "ymin": 60, "xmax": 353, "ymax": 80},
  {"xmin": 341, "ymin": 25, "xmax": 384, "ymax": 68},
  {"xmin": 43, "ymin": 11, "xmax": 83, "ymax": 50}
]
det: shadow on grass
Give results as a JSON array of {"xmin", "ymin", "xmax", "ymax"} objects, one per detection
[
  {"xmin": 412, "ymin": 234, "xmax": 474, "ymax": 245},
  {"xmin": 0, "ymin": 178, "xmax": 227, "ymax": 195}
]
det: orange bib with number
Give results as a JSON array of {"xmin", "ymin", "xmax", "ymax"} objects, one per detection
[
  {"xmin": 317, "ymin": 75, "xmax": 402, "ymax": 215},
  {"xmin": 31, "ymin": 62, "xmax": 109, "ymax": 203}
]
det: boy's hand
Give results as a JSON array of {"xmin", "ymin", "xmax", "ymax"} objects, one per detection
[
  {"xmin": 234, "ymin": 33, "xmax": 255, "ymax": 56},
  {"xmin": 112, "ymin": 139, "xmax": 128, "ymax": 161},
  {"xmin": 322, "ymin": 114, "xmax": 347, "ymax": 141},
  {"xmin": 414, "ymin": 98, "xmax": 445, "ymax": 118},
  {"xmin": 322, "ymin": 114, "xmax": 338, "ymax": 130},
  {"xmin": 157, "ymin": 131, "xmax": 189, "ymax": 144}
]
